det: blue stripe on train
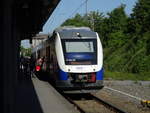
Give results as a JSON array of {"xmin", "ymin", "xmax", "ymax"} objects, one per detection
[
  {"xmin": 66, "ymin": 53, "xmax": 94, "ymax": 60},
  {"xmin": 96, "ymin": 68, "xmax": 104, "ymax": 80},
  {"xmin": 59, "ymin": 69, "xmax": 68, "ymax": 80}
]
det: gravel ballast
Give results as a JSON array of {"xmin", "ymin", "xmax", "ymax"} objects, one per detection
[{"xmin": 95, "ymin": 80, "xmax": 150, "ymax": 113}]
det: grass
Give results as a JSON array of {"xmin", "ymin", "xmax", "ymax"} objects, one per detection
[{"xmin": 104, "ymin": 70, "xmax": 150, "ymax": 81}]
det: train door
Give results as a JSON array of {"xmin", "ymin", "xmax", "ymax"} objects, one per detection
[
  {"xmin": 46, "ymin": 46, "xmax": 50, "ymax": 71},
  {"xmin": 37, "ymin": 50, "xmax": 40, "ymax": 59}
]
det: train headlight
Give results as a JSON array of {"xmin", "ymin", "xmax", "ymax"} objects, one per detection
[
  {"xmin": 68, "ymin": 69, "xmax": 70, "ymax": 72},
  {"xmin": 93, "ymin": 69, "xmax": 96, "ymax": 71}
]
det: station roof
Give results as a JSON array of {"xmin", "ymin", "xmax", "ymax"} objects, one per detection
[{"xmin": 14, "ymin": 0, "xmax": 60, "ymax": 39}]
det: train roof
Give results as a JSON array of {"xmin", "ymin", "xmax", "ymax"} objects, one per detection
[{"xmin": 54, "ymin": 27, "xmax": 97, "ymax": 39}]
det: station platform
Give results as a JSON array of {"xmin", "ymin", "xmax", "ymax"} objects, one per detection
[{"xmin": 15, "ymin": 74, "xmax": 79, "ymax": 113}]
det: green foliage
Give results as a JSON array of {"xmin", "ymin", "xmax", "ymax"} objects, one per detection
[
  {"xmin": 62, "ymin": 13, "xmax": 90, "ymax": 27},
  {"xmin": 86, "ymin": 11, "xmax": 104, "ymax": 31},
  {"xmin": 105, "ymin": 70, "xmax": 150, "ymax": 81},
  {"xmin": 107, "ymin": 4, "xmax": 128, "ymax": 32},
  {"xmin": 131, "ymin": 0, "xmax": 150, "ymax": 32},
  {"xmin": 20, "ymin": 46, "xmax": 31, "ymax": 57},
  {"xmin": 108, "ymin": 31, "xmax": 126, "ymax": 48},
  {"xmin": 60, "ymin": 1, "xmax": 150, "ymax": 80},
  {"xmin": 99, "ymin": 5, "xmax": 128, "ymax": 48}
]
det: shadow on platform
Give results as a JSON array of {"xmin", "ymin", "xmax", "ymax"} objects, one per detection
[{"xmin": 15, "ymin": 72, "xmax": 43, "ymax": 113}]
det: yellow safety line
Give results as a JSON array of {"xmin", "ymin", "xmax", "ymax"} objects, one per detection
[{"xmin": 141, "ymin": 100, "xmax": 150, "ymax": 107}]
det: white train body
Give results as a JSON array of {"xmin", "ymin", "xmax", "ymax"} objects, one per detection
[{"xmin": 55, "ymin": 29, "xmax": 103, "ymax": 73}]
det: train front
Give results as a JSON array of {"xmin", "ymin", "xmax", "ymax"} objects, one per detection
[{"xmin": 55, "ymin": 28, "xmax": 103, "ymax": 92}]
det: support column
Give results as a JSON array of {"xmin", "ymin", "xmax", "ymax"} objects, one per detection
[{"xmin": 1, "ymin": 0, "xmax": 20, "ymax": 113}]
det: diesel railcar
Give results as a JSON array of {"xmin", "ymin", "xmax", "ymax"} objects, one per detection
[{"xmin": 32, "ymin": 27, "xmax": 104, "ymax": 92}]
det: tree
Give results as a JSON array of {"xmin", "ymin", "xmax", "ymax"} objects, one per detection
[
  {"xmin": 61, "ymin": 11, "xmax": 104, "ymax": 31},
  {"xmin": 85, "ymin": 11, "xmax": 104, "ymax": 31},
  {"xmin": 20, "ymin": 46, "xmax": 31, "ymax": 56},
  {"xmin": 131, "ymin": 0, "xmax": 150, "ymax": 33},
  {"xmin": 103, "ymin": 4, "xmax": 128, "ymax": 48},
  {"xmin": 61, "ymin": 13, "xmax": 90, "ymax": 27},
  {"xmin": 107, "ymin": 4, "xmax": 128, "ymax": 32}
]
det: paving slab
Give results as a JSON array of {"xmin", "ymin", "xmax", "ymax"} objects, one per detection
[{"xmin": 32, "ymin": 77, "xmax": 79, "ymax": 113}]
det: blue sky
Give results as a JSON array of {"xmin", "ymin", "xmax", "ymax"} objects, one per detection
[{"xmin": 22, "ymin": 0, "xmax": 137, "ymax": 48}]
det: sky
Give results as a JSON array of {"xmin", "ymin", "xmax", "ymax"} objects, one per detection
[{"xmin": 22, "ymin": 0, "xmax": 137, "ymax": 48}]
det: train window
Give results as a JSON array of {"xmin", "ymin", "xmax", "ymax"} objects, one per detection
[
  {"xmin": 65, "ymin": 41, "xmax": 94, "ymax": 53},
  {"xmin": 61, "ymin": 39, "xmax": 97, "ymax": 65}
]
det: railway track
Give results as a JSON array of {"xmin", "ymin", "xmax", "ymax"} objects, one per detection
[{"xmin": 62, "ymin": 93, "xmax": 127, "ymax": 113}]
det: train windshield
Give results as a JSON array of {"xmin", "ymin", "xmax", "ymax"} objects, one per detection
[
  {"xmin": 62, "ymin": 39, "xmax": 97, "ymax": 65},
  {"xmin": 65, "ymin": 41, "xmax": 94, "ymax": 52}
]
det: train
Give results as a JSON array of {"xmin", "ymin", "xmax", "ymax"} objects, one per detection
[{"xmin": 32, "ymin": 27, "xmax": 104, "ymax": 92}]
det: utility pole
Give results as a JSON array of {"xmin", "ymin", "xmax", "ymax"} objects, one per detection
[
  {"xmin": 91, "ymin": 15, "xmax": 94, "ymax": 31},
  {"xmin": 85, "ymin": 0, "xmax": 88, "ymax": 17}
]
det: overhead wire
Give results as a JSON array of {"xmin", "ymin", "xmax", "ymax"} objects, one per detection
[
  {"xmin": 45, "ymin": 0, "xmax": 89, "ymax": 33},
  {"xmin": 44, "ymin": 0, "xmax": 65, "ymax": 33},
  {"xmin": 68, "ymin": 0, "xmax": 88, "ymax": 18},
  {"xmin": 59, "ymin": 0, "xmax": 89, "ymax": 28}
]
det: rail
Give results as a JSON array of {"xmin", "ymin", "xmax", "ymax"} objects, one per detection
[{"xmin": 62, "ymin": 93, "xmax": 127, "ymax": 113}]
